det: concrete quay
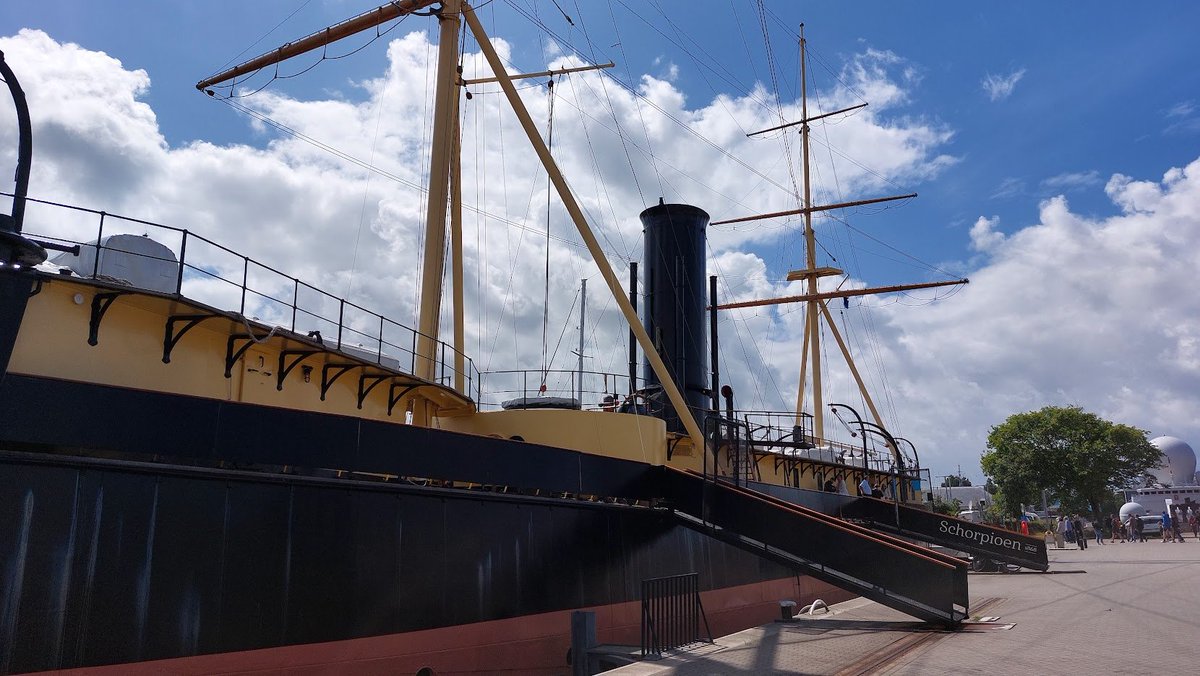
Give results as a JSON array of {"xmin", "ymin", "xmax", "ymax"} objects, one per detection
[{"xmin": 606, "ymin": 538, "xmax": 1200, "ymax": 674}]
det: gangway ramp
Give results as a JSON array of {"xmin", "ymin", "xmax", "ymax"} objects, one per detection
[
  {"xmin": 660, "ymin": 468, "xmax": 969, "ymax": 625},
  {"xmin": 749, "ymin": 482, "xmax": 1049, "ymax": 572}
]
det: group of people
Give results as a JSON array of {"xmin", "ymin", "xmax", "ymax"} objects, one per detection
[
  {"xmin": 1053, "ymin": 515, "xmax": 1093, "ymax": 549},
  {"xmin": 818, "ymin": 475, "xmax": 891, "ymax": 500},
  {"xmin": 1054, "ymin": 506, "xmax": 1200, "ymax": 547},
  {"xmin": 1154, "ymin": 506, "xmax": 1199, "ymax": 543}
]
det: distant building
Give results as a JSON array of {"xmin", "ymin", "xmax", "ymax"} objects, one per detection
[{"xmin": 936, "ymin": 485, "xmax": 991, "ymax": 510}]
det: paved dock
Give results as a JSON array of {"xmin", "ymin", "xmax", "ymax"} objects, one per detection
[{"xmin": 606, "ymin": 538, "xmax": 1200, "ymax": 674}]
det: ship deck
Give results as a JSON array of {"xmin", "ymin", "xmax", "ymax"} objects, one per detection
[{"xmin": 606, "ymin": 538, "xmax": 1200, "ymax": 674}]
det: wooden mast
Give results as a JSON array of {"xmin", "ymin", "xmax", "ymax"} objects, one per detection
[
  {"xmin": 196, "ymin": 1, "xmax": 705, "ymax": 446},
  {"xmin": 726, "ymin": 26, "xmax": 968, "ymax": 442},
  {"xmin": 799, "ymin": 25, "xmax": 824, "ymax": 438}
]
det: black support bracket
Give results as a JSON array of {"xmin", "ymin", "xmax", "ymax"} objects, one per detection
[
  {"xmin": 225, "ymin": 333, "xmax": 273, "ymax": 378},
  {"xmin": 773, "ymin": 453, "xmax": 800, "ymax": 480},
  {"xmin": 667, "ymin": 436, "xmax": 686, "ymax": 461},
  {"xmin": 357, "ymin": 373, "xmax": 393, "ymax": 409},
  {"xmin": 388, "ymin": 383, "xmax": 421, "ymax": 416},
  {"xmin": 162, "ymin": 313, "xmax": 218, "ymax": 363},
  {"xmin": 277, "ymin": 350, "xmax": 321, "ymax": 391},
  {"xmin": 321, "ymin": 362, "xmax": 360, "ymax": 400},
  {"xmin": 88, "ymin": 292, "xmax": 127, "ymax": 346}
]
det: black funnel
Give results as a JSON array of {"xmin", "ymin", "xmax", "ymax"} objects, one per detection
[{"xmin": 640, "ymin": 201, "xmax": 710, "ymax": 434}]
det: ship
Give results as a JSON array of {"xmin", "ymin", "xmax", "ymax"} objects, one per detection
[{"xmin": 0, "ymin": 2, "xmax": 1046, "ymax": 674}]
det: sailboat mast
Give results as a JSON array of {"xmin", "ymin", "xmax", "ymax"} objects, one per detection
[{"xmin": 799, "ymin": 25, "xmax": 825, "ymax": 440}]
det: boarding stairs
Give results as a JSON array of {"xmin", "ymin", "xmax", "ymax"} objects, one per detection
[
  {"xmin": 748, "ymin": 482, "xmax": 1049, "ymax": 572},
  {"xmin": 659, "ymin": 468, "xmax": 969, "ymax": 625}
]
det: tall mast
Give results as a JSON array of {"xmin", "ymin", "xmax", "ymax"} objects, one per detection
[
  {"xmin": 798, "ymin": 24, "xmax": 825, "ymax": 439},
  {"xmin": 196, "ymin": 1, "xmax": 707, "ymax": 447},
  {"xmin": 726, "ymin": 26, "xmax": 968, "ymax": 447},
  {"xmin": 412, "ymin": 0, "xmax": 462, "ymax": 423}
]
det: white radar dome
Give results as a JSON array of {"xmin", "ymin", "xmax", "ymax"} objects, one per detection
[
  {"xmin": 1119, "ymin": 502, "xmax": 1146, "ymax": 521},
  {"xmin": 1145, "ymin": 436, "xmax": 1197, "ymax": 486}
]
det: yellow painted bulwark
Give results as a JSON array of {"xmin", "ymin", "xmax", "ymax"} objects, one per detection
[
  {"xmin": 7, "ymin": 277, "xmax": 466, "ymax": 423},
  {"xmin": 437, "ymin": 408, "xmax": 668, "ymax": 465}
]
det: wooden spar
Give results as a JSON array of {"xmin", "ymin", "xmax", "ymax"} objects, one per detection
[
  {"xmin": 412, "ymin": 0, "xmax": 461, "ymax": 422},
  {"xmin": 710, "ymin": 192, "xmax": 917, "ymax": 226},
  {"xmin": 714, "ymin": 278, "xmax": 968, "ymax": 311},
  {"xmin": 460, "ymin": 2, "xmax": 707, "ymax": 452},
  {"xmin": 795, "ymin": 306, "xmax": 810, "ymax": 427},
  {"xmin": 195, "ymin": 0, "xmax": 440, "ymax": 90},
  {"xmin": 462, "ymin": 62, "xmax": 614, "ymax": 85},
  {"xmin": 746, "ymin": 102, "xmax": 868, "ymax": 137},
  {"xmin": 800, "ymin": 25, "xmax": 824, "ymax": 438},
  {"xmin": 818, "ymin": 300, "xmax": 885, "ymax": 429}
]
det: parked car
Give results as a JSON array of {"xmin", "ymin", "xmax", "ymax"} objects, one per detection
[{"xmin": 1137, "ymin": 515, "xmax": 1163, "ymax": 536}]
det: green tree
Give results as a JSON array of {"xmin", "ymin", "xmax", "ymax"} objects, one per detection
[
  {"xmin": 940, "ymin": 474, "xmax": 972, "ymax": 487},
  {"xmin": 980, "ymin": 406, "xmax": 1160, "ymax": 518},
  {"xmin": 931, "ymin": 495, "xmax": 962, "ymax": 516}
]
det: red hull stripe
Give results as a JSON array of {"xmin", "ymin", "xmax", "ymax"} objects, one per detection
[{"xmin": 35, "ymin": 577, "xmax": 852, "ymax": 675}]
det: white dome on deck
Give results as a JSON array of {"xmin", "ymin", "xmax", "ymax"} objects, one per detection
[
  {"xmin": 1119, "ymin": 502, "xmax": 1146, "ymax": 520},
  {"xmin": 1146, "ymin": 436, "xmax": 1196, "ymax": 486}
]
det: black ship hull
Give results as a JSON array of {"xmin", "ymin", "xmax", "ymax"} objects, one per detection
[{"xmin": 0, "ymin": 372, "xmax": 834, "ymax": 674}]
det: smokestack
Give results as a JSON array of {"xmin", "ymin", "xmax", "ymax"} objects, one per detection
[{"xmin": 640, "ymin": 201, "xmax": 710, "ymax": 434}]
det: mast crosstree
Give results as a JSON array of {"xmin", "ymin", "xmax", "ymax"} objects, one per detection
[{"xmin": 718, "ymin": 24, "xmax": 967, "ymax": 441}]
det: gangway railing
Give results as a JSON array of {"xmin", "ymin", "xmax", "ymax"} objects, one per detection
[
  {"xmin": 640, "ymin": 573, "xmax": 712, "ymax": 657},
  {"xmin": 660, "ymin": 467, "xmax": 969, "ymax": 625},
  {"xmin": 748, "ymin": 481, "xmax": 1049, "ymax": 572}
]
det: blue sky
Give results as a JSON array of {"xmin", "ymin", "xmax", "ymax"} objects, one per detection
[
  {"xmin": 4, "ymin": 1, "xmax": 1200, "ymax": 482},
  {"xmin": 8, "ymin": 1, "xmax": 1199, "ymax": 286}
]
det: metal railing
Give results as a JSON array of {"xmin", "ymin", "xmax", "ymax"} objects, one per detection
[
  {"xmin": 7, "ymin": 193, "xmax": 479, "ymax": 400},
  {"xmin": 739, "ymin": 408, "xmax": 904, "ymax": 474},
  {"xmin": 640, "ymin": 573, "xmax": 711, "ymax": 657},
  {"xmin": 477, "ymin": 369, "xmax": 643, "ymax": 411}
]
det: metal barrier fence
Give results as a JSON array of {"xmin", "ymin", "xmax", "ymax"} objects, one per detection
[
  {"xmin": 6, "ymin": 193, "xmax": 478, "ymax": 399},
  {"xmin": 640, "ymin": 573, "xmax": 711, "ymax": 657}
]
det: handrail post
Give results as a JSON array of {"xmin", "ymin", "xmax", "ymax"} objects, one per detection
[
  {"xmin": 377, "ymin": 314, "xmax": 385, "ymax": 364},
  {"xmin": 336, "ymin": 299, "xmax": 344, "ymax": 349},
  {"xmin": 93, "ymin": 211, "xmax": 106, "ymax": 278},
  {"xmin": 175, "ymin": 230, "xmax": 188, "ymax": 295},
  {"xmin": 240, "ymin": 257, "xmax": 249, "ymax": 315},
  {"xmin": 291, "ymin": 279, "xmax": 299, "ymax": 332}
]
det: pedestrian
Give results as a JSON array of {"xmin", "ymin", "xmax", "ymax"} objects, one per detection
[
  {"xmin": 1064, "ymin": 517, "xmax": 1075, "ymax": 548},
  {"xmin": 1161, "ymin": 510, "xmax": 1172, "ymax": 543},
  {"xmin": 1171, "ymin": 508, "xmax": 1185, "ymax": 543},
  {"xmin": 1072, "ymin": 515, "xmax": 1087, "ymax": 550},
  {"xmin": 1190, "ymin": 512, "xmax": 1199, "ymax": 541},
  {"xmin": 857, "ymin": 475, "xmax": 872, "ymax": 497},
  {"xmin": 1019, "ymin": 514, "xmax": 1029, "ymax": 536},
  {"xmin": 1054, "ymin": 516, "xmax": 1066, "ymax": 548},
  {"xmin": 1114, "ymin": 515, "xmax": 1126, "ymax": 542},
  {"xmin": 1136, "ymin": 514, "xmax": 1146, "ymax": 542},
  {"xmin": 1094, "ymin": 515, "xmax": 1105, "ymax": 545}
]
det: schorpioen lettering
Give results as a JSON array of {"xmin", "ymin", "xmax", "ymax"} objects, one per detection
[{"xmin": 938, "ymin": 519, "xmax": 1021, "ymax": 551}]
